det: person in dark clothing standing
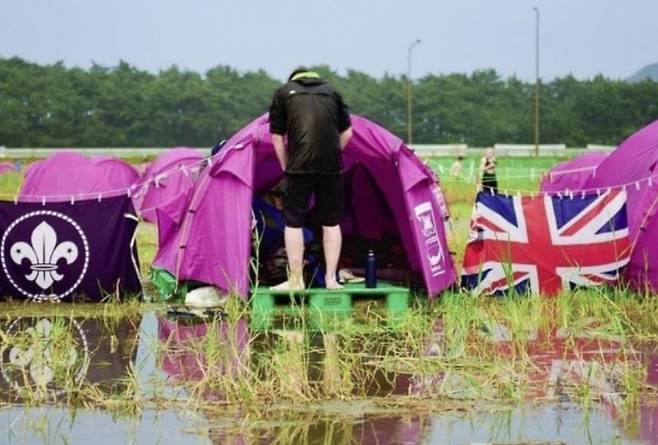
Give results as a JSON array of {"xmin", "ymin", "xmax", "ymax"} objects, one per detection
[
  {"xmin": 479, "ymin": 147, "xmax": 498, "ymax": 194},
  {"xmin": 268, "ymin": 68, "xmax": 353, "ymax": 290}
]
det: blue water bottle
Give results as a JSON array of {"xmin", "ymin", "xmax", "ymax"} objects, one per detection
[{"xmin": 365, "ymin": 249, "xmax": 377, "ymax": 288}]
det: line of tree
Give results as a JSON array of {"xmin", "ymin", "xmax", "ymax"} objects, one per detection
[{"xmin": 1, "ymin": 57, "xmax": 657, "ymax": 148}]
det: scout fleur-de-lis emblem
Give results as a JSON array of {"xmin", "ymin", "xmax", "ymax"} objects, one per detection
[{"xmin": 9, "ymin": 221, "xmax": 79, "ymax": 290}]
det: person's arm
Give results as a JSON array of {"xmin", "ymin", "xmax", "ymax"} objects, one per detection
[
  {"xmin": 478, "ymin": 157, "xmax": 486, "ymax": 185},
  {"xmin": 339, "ymin": 127, "xmax": 353, "ymax": 150},
  {"xmin": 269, "ymin": 87, "xmax": 288, "ymax": 170},
  {"xmin": 335, "ymin": 91, "xmax": 352, "ymax": 150},
  {"xmin": 272, "ymin": 134, "xmax": 287, "ymax": 170}
]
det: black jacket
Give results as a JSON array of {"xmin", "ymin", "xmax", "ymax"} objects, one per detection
[{"xmin": 269, "ymin": 76, "xmax": 351, "ymax": 174}]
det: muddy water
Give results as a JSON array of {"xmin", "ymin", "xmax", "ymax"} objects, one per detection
[{"xmin": 0, "ymin": 311, "xmax": 656, "ymax": 445}]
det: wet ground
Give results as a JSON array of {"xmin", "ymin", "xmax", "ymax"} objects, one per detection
[{"xmin": 0, "ymin": 309, "xmax": 656, "ymax": 444}]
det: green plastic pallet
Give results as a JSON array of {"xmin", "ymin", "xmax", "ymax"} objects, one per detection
[{"xmin": 250, "ymin": 281, "xmax": 409, "ymax": 331}]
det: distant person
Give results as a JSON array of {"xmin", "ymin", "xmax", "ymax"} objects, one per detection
[
  {"xmin": 268, "ymin": 67, "xmax": 353, "ymax": 291},
  {"xmin": 449, "ymin": 155, "xmax": 464, "ymax": 178},
  {"xmin": 210, "ymin": 139, "xmax": 226, "ymax": 156},
  {"xmin": 479, "ymin": 147, "xmax": 498, "ymax": 193}
]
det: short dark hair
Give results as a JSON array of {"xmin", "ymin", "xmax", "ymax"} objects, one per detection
[{"xmin": 288, "ymin": 66, "xmax": 309, "ymax": 81}]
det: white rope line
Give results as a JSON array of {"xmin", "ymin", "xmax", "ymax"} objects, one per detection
[{"xmin": 440, "ymin": 171, "xmax": 658, "ymax": 197}]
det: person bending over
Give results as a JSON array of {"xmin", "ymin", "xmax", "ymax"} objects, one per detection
[{"xmin": 269, "ymin": 67, "xmax": 353, "ymax": 291}]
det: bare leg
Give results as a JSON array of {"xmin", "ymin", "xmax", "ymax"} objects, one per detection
[
  {"xmin": 270, "ymin": 227, "xmax": 305, "ymax": 290},
  {"xmin": 323, "ymin": 225, "xmax": 343, "ymax": 290}
]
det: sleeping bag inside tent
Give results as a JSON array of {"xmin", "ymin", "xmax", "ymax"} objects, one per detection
[{"xmin": 152, "ymin": 114, "xmax": 457, "ymax": 299}]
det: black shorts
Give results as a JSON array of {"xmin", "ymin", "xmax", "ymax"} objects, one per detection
[{"xmin": 283, "ymin": 174, "xmax": 343, "ymax": 228}]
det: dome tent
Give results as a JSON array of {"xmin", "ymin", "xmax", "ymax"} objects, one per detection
[
  {"xmin": 580, "ymin": 121, "xmax": 658, "ymax": 290},
  {"xmin": 135, "ymin": 147, "xmax": 203, "ymax": 222},
  {"xmin": 0, "ymin": 161, "xmax": 17, "ymax": 176},
  {"xmin": 540, "ymin": 121, "xmax": 658, "ymax": 290},
  {"xmin": 540, "ymin": 151, "xmax": 608, "ymax": 193},
  {"xmin": 152, "ymin": 114, "xmax": 457, "ymax": 299},
  {"xmin": 20, "ymin": 151, "xmax": 139, "ymax": 198}
]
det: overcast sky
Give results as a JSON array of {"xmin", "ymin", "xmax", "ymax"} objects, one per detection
[{"xmin": 1, "ymin": 0, "xmax": 657, "ymax": 81}]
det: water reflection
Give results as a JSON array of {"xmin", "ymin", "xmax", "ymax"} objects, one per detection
[
  {"xmin": 0, "ymin": 310, "xmax": 656, "ymax": 444},
  {"xmin": 157, "ymin": 313, "xmax": 249, "ymax": 383},
  {"xmin": 0, "ymin": 314, "xmax": 140, "ymax": 402}
]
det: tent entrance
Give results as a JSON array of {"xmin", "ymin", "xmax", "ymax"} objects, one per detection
[{"xmin": 250, "ymin": 163, "xmax": 420, "ymax": 289}]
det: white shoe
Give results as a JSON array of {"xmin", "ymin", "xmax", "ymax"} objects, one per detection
[
  {"xmin": 269, "ymin": 279, "xmax": 305, "ymax": 292},
  {"xmin": 338, "ymin": 269, "xmax": 365, "ymax": 284},
  {"xmin": 184, "ymin": 286, "xmax": 226, "ymax": 308}
]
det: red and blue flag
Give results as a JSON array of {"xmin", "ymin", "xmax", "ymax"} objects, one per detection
[{"xmin": 462, "ymin": 190, "xmax": 631, "ymax": 296}]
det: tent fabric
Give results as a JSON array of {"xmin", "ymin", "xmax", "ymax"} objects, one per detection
[
  {"xmin": 0, "ymin": 161, "xmax": 17, "ymax": 176},
  {"xmin": 20, "ymin": 152, "xmax": 139, "ymax": 198},
  {"xmin": 135, "ymin": 147, "xmax": 202, "ymax": 222},
  {"xmin": 153, "ymin": 114, "xmax": 457, "ymax": 299},
  {"xmin": 578, "ymin": 121, "xmax": 658, "ymax": 290},
  {"xmin": 539, "ymin": 152, "xmax": 608, "ymax": 193}
]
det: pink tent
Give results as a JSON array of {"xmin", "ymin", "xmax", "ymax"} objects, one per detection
[
  {"xmin": 0, "ymin": 161, "xmax": 17, "ymax": 176},
  {"xmin": 135, "ymin": 147, "xmax": 202, "ymax": 222},
  {"xmin": 578, "ymin": 121, "xmax": 658, "ymax": 290},
  {"xmin": 20, "ymin": 151, "xmax": 139, "ymax": 198},
  {"xmin": 540, "ymin": 151, "xmax": 608, "ymax": 193},
  {"xmin": 153, "ymin": 114, "xmax": 457, "ymax": 299}
]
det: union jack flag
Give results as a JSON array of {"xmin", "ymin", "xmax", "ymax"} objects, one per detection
[{"xmin": 462, "ymin": 190, "xmax": 631, "ymax": 296}]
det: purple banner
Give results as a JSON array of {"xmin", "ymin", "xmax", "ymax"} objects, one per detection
[{"xmin": 0, "ymin": 195, "xmax": 141, "ymax": 302}]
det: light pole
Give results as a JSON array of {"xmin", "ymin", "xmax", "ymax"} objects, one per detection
[
  {"xmin": 407, "ymin": 38, "xmax": 421, "ymax": 145},
  {"xmin": 533, "ymin": 6, "xmax": 540, "ymax": 157}
]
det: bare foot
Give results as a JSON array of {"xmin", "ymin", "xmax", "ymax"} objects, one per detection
[{"xmin": 325, "ymin": 279, "xmax": 344, "ymax": 290}]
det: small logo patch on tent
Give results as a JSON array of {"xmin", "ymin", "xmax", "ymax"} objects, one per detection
[{"xmin": 414, "ymin": 202, "xmax": 445, "ymax": 277}]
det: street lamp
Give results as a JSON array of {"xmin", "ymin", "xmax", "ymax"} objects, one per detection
[
  {"xmin": 533, "ymin": 6, "xmax": 540, "ymax": 157},
  {"xmin": 407, "ymin": 38, "xmax": 422, "ymax": 145}
]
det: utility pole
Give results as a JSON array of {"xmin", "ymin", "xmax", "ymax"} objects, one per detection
[
  {"xmin": 407, "ymin": 38, "xmax": 421, "ymax": 145},
  {"xmin": 534, "ymin": 6, "xmax": 540, "ymax": 157}
]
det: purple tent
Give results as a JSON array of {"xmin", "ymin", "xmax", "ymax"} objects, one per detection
[
  {"xmin": 0, "ymin": 161, "xmax": 17, "ymax": 176},
  {"xmin": 135, "ymin": 147, "xmax": 202, "ymax": 222},
  {"xmin": 580, "ymin": 121, "xmax": 658, "ymax": 290},
  {"xmin": 153, "ymin": 114, "xmax": 457, "ymax": 298},
  {"xmin": 20, "ymin": 151, "xmax": 140, "ymax": 198},
  {"xmin": 540, "ymin": 151, "xmax": 608, "ymax": 193}
]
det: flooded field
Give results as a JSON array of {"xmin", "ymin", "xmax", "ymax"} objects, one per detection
[
  {"xmin": 0, "ymin": 158, "xmax": 656, "ymax": 444},
  {"xmin": 0, "ymin": 297, "xmax": 656, "ymax": 444}
]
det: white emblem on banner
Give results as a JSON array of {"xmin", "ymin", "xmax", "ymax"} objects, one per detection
[
  {"xmin": 1, "ymin": 211, "xmax": 89, "ymax": 302},
  {"xmin": 10, "ymin": 222, "xmax": 79, "ymax": 290}
]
